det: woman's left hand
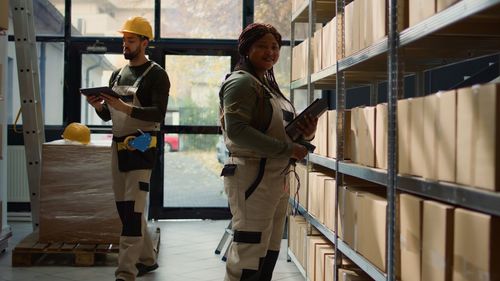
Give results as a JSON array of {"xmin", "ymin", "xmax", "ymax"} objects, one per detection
[
  {"xmin": 100, "ymin": 93, "xmax": 133, "ymax": 115},
  {"xmin": 297, "ymin": 114, "xmax": 318, "ymax": 141}
]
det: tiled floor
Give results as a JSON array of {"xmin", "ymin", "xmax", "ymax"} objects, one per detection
[{"xmin": 0, "ymin": 220, "xmax": 304, "ymax": 281}]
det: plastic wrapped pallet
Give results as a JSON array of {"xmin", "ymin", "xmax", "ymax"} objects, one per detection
[{"xmin": 39, "ymin": 140, "xmax": 121, "ymax": 243}]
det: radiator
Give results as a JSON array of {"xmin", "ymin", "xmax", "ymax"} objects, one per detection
[{"xmin": 7, "ymin": 145, "xmax": 30, "ymax": 202}]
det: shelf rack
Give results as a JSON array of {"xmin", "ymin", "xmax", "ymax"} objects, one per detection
[{"xmin": 288, "ymin": 0, "xmax": 500, "ymax": 280}]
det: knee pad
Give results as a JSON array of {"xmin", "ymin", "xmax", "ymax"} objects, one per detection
[{"xmin": 115, "ymin": 201, "xmax": 142, "ymax": 236}]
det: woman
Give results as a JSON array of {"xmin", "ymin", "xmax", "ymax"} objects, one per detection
[{"xmin": 220, "ymin": 23, "xmax": 317, "ymax": 281}]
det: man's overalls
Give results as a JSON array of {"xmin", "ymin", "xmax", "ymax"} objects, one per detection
[
  {"xmin": 109, "ymin": 62, "xmax": 158, "ymax": 281},
  {"xmin": 222, "ymin": 71, "xmax": 295, "ymax": 281}
]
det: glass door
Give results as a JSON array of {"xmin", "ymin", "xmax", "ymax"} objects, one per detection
[{"xmin": 161, "ymin": 55, "xmax": 230, "ymax": 217}]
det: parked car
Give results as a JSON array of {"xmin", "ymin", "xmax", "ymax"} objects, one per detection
[
  {"xmin": 216, "ymin": 135, "xmax": 229, "ymax": 164},
  {"xmin": 164, "ymin": 134, "xmax": 179, "ymax": 152}
]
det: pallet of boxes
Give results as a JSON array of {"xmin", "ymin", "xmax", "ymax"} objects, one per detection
[{"xmin": 12, "ymin": 123, "xmax": 122, "ymax": 266}]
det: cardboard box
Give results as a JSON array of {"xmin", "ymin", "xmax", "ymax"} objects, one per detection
[
  {"xmin": 457, "ymin": 84, "xmax": 500, "ymax": 191},
  {"xmin": 327, "ymin": 110, "xmax": 352, "ymax": 160},
  {"xmin": 351, "ymin": 106, "xmax": 376, "ymax": 167},
  {"xmin": 357, "ymin": 192, "xmax": 387, "ymax": 271},
  {"xmin": 338, "ymin": 186, "xmax": 358, "ymax": 247},
  {"xmin": 295, "ymin": 163, "xmax": 308, "ymax": 210},
  {"xmin": 313, "ymin": 29, "xmax": 322, "ymax": 74},
  {"xmin": 344, "ymin": 1, "xmax": 356, "ymax": 57},
  {"xmin": 308, "ymin": 172, "xmax": 323, "ymax": 221},
  {"xmin": 453, "ymin": 208, "xmax": 500, "ymax": 281},
  {"xmin": 423, "ymin": 94, "xmax": 438, "ymax": 180},
  {"xmin": 436, "ymin": 90, "xmax": 457, "ymax": 183},
  {"xmin": 375, "ymin": 103, "xmax": 387, "ymax": 170},
  {"xmin": 306, "ymin": 235, "xmax": 330, "ymax": 278},
  {"xmin": 398, "ymin": 99, "xmax": 412, "ymax": 175},
  {"xmin": 39, "ymin": 140, "xmax": 121, "ymax": 243},
  {"xmin": 325, "ymin": 254, "xmax": 335, "ymax": 281},
  {"xmin": 292, "ymin": 39, "xmax": 308, "ymax": 81},
  {"xmin": 324, "ymin": 178, "xmax": 336, "ymax": 232},
  {"xmin": 437, "ymin": 0, "xmax": 460, "ymax": 12},
  {"xmin": 371, "ymin": 0, "xmax": 387, "ymax": 43},
  {"xmin": 409, "ymin": 0, "xmax": 436, "ymax": 27},
  {"xmin": 316, "ymin": 244, "xmax": 335, "ymax": 281},
  {"xmin": 422, "ymin": 201, "xmax": 454, "ymax": 281},
  {"xmin": 316, "ymin": 112, "xmax": 329, "ymax": 157},
  {"xmin": 339, "ymin": 268, "xmax": 373, "ymax": 281},
  {"xmin": 410, "ymin": 97, "xmax": 425, "ymax": 177},
  {"xmin": 321, "ymin": 17, "xmax": 337, "ymax": 69},
  {"xmin": 400, "ymin": 194, "xmax": 423, "ymax": 281},
  {"xmin": 0, "ymin": 0, "xmax": 8, "ymax": 31}
]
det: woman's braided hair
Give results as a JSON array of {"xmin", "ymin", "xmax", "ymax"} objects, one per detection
[{"xmin": 235, "ymin": 23, "xmax": 285, "ymax": 98}]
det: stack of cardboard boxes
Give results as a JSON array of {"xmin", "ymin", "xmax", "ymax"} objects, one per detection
[{"xmin": 39, "ymin": 140, "xmax": 121, "ymax": 244}]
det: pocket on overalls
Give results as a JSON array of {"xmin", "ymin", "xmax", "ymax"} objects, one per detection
[{"xmin": 117, "ymin": 148, "xmax": 156, "ymax": 172}]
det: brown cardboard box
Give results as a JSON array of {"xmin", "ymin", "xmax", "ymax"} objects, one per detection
[
  {"xmin": 328, "ymin": 110, "xmax": 352, "ymax": 160},
  {"xmin": 39, "ymin": 140, "xmax": 121, "ymax": 243},
  {"xmin": 324, "ymin": 178, "xmax": 336, "ymax": 232},
  {"xmin": 457, "ymin": 84, "xmax": 500, "ymax": 191},
  {"xmin": 400, "ymin": 194, "xmax": 423, "ymax": 281},
  {"xmin": 316, "ymin": 244, "xmax": 335, "ymax": 281},
  {"xmin": 344, "ymin": 1, "xmax": 356, "ymax": 57},
  {"xmin": 322, "ymin": 18, "xmax": 337, "ymax": 69},
  {"xmin": 357, "ymin": 192, "xmax": 387, "ymax": 271},
  {"xmin": 351, "ymin": 106, "xmax": 376, "ymax": 167},
  {"xmin": 313, "ymin": 29, "xmax": 322, "ymax": 74},
  {"xmin": 453, "ymin": 208, "xmax": 500, "ymax": 281},
  {"xmin": 436, "ymin": 90, "xmax": 457, "ymax": 183},
  {"xmin": 317, "ymin": 176, "xmax": 334, "ymax": 225},
  {"xmin": 306, "ymin": 235, "xmax": 330, "ymax": 278},
  {"xmin": 308, "ymin": 172, "xmax": 323, "ymax": 221},
  {"xmin": 423, "ymin": 94, "xmax": 438, "ymax": 180},
  {"xmin": 422, "ymin": 201, "xmax": 454, "ymax": 281},
  {"xmin": 0, "ymin": 0, "xmax": 8, "ymax": 30},
  {"xmin": 398, "ymin": 99, "xmax": 412, "ymax": 175},
  {"xmin": 325, "ymin": 254, "xmax": 335, "ymax": 281},
  {"xmin": 295, "ymin": 163, "xmax": 308, "ymax": 210},
  {"xmin": 297, "ymin": 221, "xmax": 309, "ymax": 267},
  {"xmin": 410, "ymin": 97, "xmax": 425, "ymax": 177},
  {"xmin": 292, "ymin": 39, "xmax": 308, "ymax": 81},
  {"xmin": 289, "ymin": 215, "xmax": 306, "ymax": 258},
  {"xmin": 456, "ymin": 87, "xmax": 474, "ymax": 187},
  {"xmin": 375, "ymin": 103, "xmax": 387, "ymax": 170},
  {"xmin": 437, "ymin": 0, "xmax": 460, "ymax": 12},
  {"xmin": 409, "ymin": 0, "xmax": 436, "ymax": 27},
  {"xmin": 339, "ymin": 268, "xmax": 373, "ymax": 281},
  {"xmin": 316, "ymin": 112, "xmax": 329, "ymax": 157},
  {"xmin": 338, "ymin": 186, "xmax": 358, "ymax": 247},
  {"xmin": 371, "ymin": 0, "xmax": 387, "ymax": 44}
]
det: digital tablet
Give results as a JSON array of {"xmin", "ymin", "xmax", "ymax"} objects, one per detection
[
  {"xmin": 286, "ymin": 98, "xmax": 328, "ymax": 141},
  {"xmin": 80, "ymin": 87, "xmax": 121, "ymax": 99}
]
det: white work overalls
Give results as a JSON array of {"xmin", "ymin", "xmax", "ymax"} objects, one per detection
[
  {"xmin": 109, "ymin": 62, "xmax": 159, "ymax": 281},
  {"xmin": 222, "ymin": 71, "xmax": 295, "ymax": 281}
]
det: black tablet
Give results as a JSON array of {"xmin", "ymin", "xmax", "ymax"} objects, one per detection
[
  {"xmin": 80, "ymin": 87, "xmax": 121, "ymax": 99},
  {"xmin": 286, "ymin": 98, "xmax": 328, "ymax": 141}
]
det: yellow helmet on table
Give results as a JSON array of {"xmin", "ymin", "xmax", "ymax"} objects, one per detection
[
  {"xmin": 118, "ymin": 16, "xmax": 153, "ymax": 40},
  {"xmin": 62, "ymin": 122, "xmax": 90, "ymax": 144}
]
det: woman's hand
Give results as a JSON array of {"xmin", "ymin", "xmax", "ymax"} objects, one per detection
[
  {"xmin": 86, "ymin": 95, "xmax": 104, "ymax": 112},
  {"xmin": 296, "ymin": 114, "xmax": 318, "ymax": 141},
  {"xmin": 291, "ymin": 143, "xmax": 308, "ymax": 161},
  {"xmin": 100, "ymin": 93, "xmax": 133, "ymax": 115}
]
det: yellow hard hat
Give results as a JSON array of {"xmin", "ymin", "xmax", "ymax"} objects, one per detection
[
  {"xmin": 62, "ymin": 122, "xmax": 91, "ymax": 144},
  {"xmin": 119, "ymin": 16, "xmax": 153, "ymax": 40}
]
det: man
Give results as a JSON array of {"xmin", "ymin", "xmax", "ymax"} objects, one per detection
[{"xmin": 85, "ymin": 16, "xmax": 170, "ymax": 281}]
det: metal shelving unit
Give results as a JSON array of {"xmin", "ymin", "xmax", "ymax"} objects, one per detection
[
  {"xmin": 289, "ymin": 0, "xmax": 500, "ymax": 280},
  {"xmin": 0, "ymin": 226, "xmax": 13, "ymax": 253}
]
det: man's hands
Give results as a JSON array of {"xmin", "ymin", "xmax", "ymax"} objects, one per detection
[{"xmin": 86, "ymin": 93, "xmax": 133, "ymax": 115}]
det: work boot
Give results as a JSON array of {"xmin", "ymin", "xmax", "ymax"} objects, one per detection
[{"xmin": 136, "ymin": 262, "xmax": 159, "ymax": 276}]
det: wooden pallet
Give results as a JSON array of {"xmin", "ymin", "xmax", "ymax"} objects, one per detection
[{"xmin": 12, "ymin": 227, "xmax": 161, "ymax": 267}]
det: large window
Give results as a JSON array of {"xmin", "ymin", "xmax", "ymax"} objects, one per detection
[
  {"xmin": 8, "ymin": 0, "xmax": 65, "ymax": 36},
  {"xmin": 160, "ymin": 0, "xmax": 243, "ymax": 39},
  {"xmin": 165, "ymin": 55, "xmax": 231, "ymax": 126},
  {"xmin": 71, "ymin": 0, "xmax": 155, "ymax": 37},
  {"xmin": 80, "ymin": 54, "xmax": 128, "ymax": 125},
  {"xmin": 254, "ymin": 0, "xmax": 291, "ymax": 39},
  {"xmin": 6, "ymin": 42, "xmax": 64, "ymax": 125}
]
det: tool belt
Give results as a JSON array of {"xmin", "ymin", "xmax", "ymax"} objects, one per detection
[{"xmin": 113, "ymin": 131, "xmax": 158, "ymax": 172}]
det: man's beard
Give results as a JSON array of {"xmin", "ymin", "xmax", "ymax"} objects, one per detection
[{"xmin": 124, "ymin": 48, "xmax": 140, "ymax": 60}]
